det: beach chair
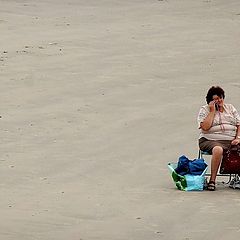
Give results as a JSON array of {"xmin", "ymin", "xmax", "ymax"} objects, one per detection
[{"xmin": 198, "ymin": 149, "xmax": 234, "ymax": 184}]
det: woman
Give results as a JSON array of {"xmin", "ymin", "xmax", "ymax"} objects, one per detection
[{"xmin": 197, "ymin": 86, "xmax": 240, "ymax": 191}]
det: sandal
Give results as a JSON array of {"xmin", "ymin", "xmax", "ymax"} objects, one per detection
[{"xmin": 207, "ymin": 181, "xmax": 216, "ymax": 191}]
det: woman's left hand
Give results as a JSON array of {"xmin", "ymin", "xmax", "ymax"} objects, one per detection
[{"xmin": 231, "ymin": 138, "xmax": 240, "ymax": 145}]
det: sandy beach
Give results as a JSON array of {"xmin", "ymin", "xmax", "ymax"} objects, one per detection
[{"xmin": 1, "ymin": 0, "xmax": 240, "ymax": 239}]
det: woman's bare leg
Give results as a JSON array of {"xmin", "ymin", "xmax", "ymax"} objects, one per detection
[{"xmin": 210, "ymin": 146, "xmax": 223, "ymax": 182}]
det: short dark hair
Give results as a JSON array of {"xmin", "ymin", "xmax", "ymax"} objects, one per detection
[{"xmin": 206, "ymin": 86, "xmax": 225, "ymax": 104}]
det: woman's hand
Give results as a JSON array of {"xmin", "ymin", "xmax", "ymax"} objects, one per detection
[
  {"xmin": 231, "ymin": 138, "xmax": 240, "ymax": 145},
  {"xmin": 209, "ymin": 100, "xmax": 217, "ymax": 112}
]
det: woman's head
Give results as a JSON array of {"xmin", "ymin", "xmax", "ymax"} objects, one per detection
[{"xmin": 206, "ymin": 86, "xmax": 225, "ymax": 105}]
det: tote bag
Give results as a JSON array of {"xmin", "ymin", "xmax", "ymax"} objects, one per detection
[{"xmin": 168, "ymin": 162, "xmax": 208, "ymax": 191}]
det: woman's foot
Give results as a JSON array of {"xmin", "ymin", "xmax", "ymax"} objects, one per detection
[{"xmin": 207, "ymin": 181, "xmax": 216, "ymax": 191}]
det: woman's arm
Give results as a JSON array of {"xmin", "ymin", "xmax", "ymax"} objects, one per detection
[
  {"xmin": 231, "ymin": 125, "xmax": 240, "ymax": 145},
  {"xmin": 231, "ymin": 104, "xmax": 240, "ymax": 145},
  {"xmin": 200, "ymin": 101, "xmax": 216, "ymax": 131}
]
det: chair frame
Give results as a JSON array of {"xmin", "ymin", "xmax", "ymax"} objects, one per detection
[{"xmin": 198, "ymin": 149, "xmax": 235, "ymax": 184}]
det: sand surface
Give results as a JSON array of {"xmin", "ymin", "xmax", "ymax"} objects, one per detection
[{"xmin": 1, "ymin": 0, "xmax": 240, "ymax": 239}]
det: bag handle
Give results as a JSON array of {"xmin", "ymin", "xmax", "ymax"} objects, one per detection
[
  {"xmin": 225, "ymin": 144, "xmax": 240, "ymax": 157},
  {"xmin": 229, "ymin": 144, "xmax": 240, "ymax": 152}
]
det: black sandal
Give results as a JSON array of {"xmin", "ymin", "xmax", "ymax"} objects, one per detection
[{"xmin": 207, "ymin": 181, "xmax": 216, "ymax": 191}]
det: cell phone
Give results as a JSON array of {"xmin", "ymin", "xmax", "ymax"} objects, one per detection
[{"xmin": 215, "ymin": 103, "xmax": 219, "ymax": 111}]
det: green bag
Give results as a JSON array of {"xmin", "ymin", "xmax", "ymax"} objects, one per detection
[{"xmin": 168, "ymin": 163, "xmax": 208, "ymax": 191}]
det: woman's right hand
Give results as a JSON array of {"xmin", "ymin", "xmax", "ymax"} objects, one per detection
[{"xmin": 209, "ymin": 100, "xmax": 216, "ymax": 112}]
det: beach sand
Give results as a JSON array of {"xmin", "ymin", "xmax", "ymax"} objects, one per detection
[{"xmin": 1, "ymin": 0, "xmax": 240, "ymax": 239}]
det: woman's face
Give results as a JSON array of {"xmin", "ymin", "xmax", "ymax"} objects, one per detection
[{"xmin": 212, "ymin": 94, "xmax": 224, "ymax": 106}]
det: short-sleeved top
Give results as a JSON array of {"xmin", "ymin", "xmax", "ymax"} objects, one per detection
[{"xmin": 197, "ymin": 103, "xmax": 240, "ymax": 140}]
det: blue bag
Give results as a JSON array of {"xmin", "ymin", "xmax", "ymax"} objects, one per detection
[{"xmin": 175, "ymin": 155, "xmax": 208, "ymax": 175}]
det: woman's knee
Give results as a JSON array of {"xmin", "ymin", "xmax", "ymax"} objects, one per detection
[{"xmin": 212, "ymin": 146, "xmax": 223, "ymax": 155}]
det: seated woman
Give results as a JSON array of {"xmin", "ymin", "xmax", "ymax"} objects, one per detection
[{"xmin": 197, "ymin": 86, "xmax": 240, "ymax": 191}]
